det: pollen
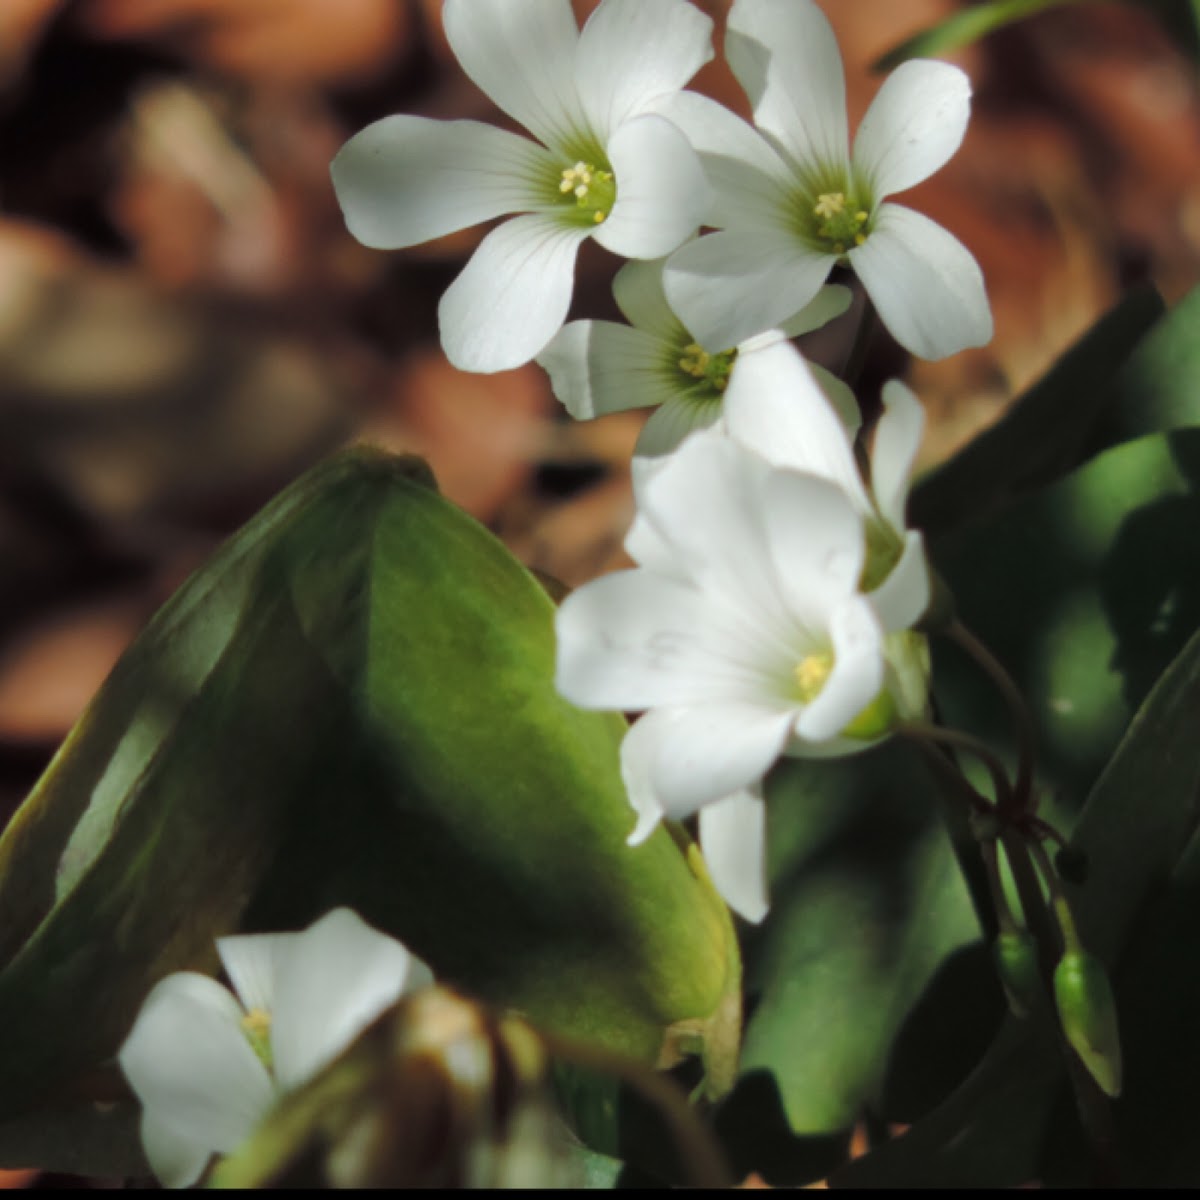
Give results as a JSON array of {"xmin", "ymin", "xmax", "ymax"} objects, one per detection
[
  {"xmin": 810, "ymin": 191, "xmax": 871, "ymax": 254},
  {"xmin": 794, "ymin": 651, "xmax": 834, "ymax": 702},
  {"xmin": 240, "ymin": 1007, "xmax": 274, "ymax": 1069},
  {"xmin": 559, "ymin": 160, "xmax": 615, "ymax": 225},
  {"xmin": 678, "ymin": 342, "xmax": 737, "ymax": 394}
]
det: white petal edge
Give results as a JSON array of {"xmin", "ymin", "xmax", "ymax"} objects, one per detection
[
  {"xmin": 726, "ymin": 0, "xmax": 850, "ymax": 173},
  {"xmin": 853, "ymin": 60, "xmax": 972, "ymax": 199},
  {"xmin": 699, "ymin": 788, "xmax": 769, "ymax": 923},
  {"xmin": 118, "ymin": 972, "xmax": 274, "ymax": 1156},
  {"xmin": 442, "ymin": 0, "xmax": 587, "ymax": 156},
  {"xmin": 849, "ymin": 204, "xmax": 993, "ymax": 361},
  {"xmin": 761, "ymin": 469, "xmax": 866, "ymax": 637},
  {"xmin": 439, "ymin": 214, "xmax": 588, "ymax": 373},
  {"xmin": 664, "ymin": 230, "xmax": 835, "ymax": 351},
  {"xmin": 723, "ymin": 338, "xmax": 869, "ymax": 510},
  {"xmin": 271, "ymin": 908, "xmax": 416, "ymax": 1092},
  {"xmin": 218, "ymin": 931, "xmax": 296, "ymax": 1015},
  {"xmin": 621, "ymin": 710, "xmax": 671, "ymax": 846},
  {"xmin": 795, "ymin": 597, "xmax": 885, "ymax": 743},
  {"xmin": 871, "ymin": 380, "xmax": 925, "ymax": 529},
  {"xmin": 645, "ymin": 90, "xmax": 797, "ymax": 229},
  {"xmin": 869, "ymin": 531, "xmax": 931, "ymax": 633},
  {"xmin": 592, "ymin": 115, "xmax": 708, "ymax": 260},
  {"xmin": 331, "ymin": 116, "xmax": 551, "ymax": 250},
  {"xmin": 777, "ymin": 283, "xmax": 854, "ymax": 338},
  {"xmin": 538, "ymin": 321, "xmax": 677, "ymax": 420},
  {"xmin": 139, "ymin": 1111, "xmax": 213, "ymax": 1190},
  {"xmin": 576, "ymin": 0, "xmax": 713, "ymax": 141},
  {"xmin": 554, "ymin": 568, "xmax": 763, "ymax": 711},
  {"xmin": 635, "ymin": 394, "xmax": 724, "ymax": 457},
  {"xmin": 612, "ymin": 257, "xmax": 686, "ymax": 341},
  {"xmin": 649, "ymin": 701, "xmax": 795, "ymax": 820},
  {"xmin": 810, "ymin": 362, "xmax": 862, "ymax": 436}
]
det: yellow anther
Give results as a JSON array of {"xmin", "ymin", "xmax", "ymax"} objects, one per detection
[
  {"xmin": 593, "ymin": 211, "xmax": 605, "ymax": 224},
  {"xmin": 813, "ymin": 192, "xmax": 847, "ymax": 219},
  {"xmin": 794, "ymin": 652, "xmax": 834, "ymax": 702},
  {"xmin": 854, "ymin": 233, "xmax": 866, "ymax": 246},
  {"xmin": 240, "ymin": 1007, "xmax": 274, "ymax": 1068},
  {"xmin": 574, "ymin": 184, "xmax": 588, "ymax": 199},
  {"xmin": 855, "ymin": 211, "xmax": 869, "ymax": 222},
  {"xmin": 678, "ymin": 343, "xmax": 712, "ymax": 378}
]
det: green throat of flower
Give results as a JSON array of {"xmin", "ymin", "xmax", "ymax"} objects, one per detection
[
  {"xmin": 558, "ymin": 160, "xmax": 616, "ymax": 226},
  {"xmin": 678, "ymin": 342, "xmax": 737, "ymax": 395},
  {"xmin": 241, "ymin": 1007, "xmax": 274, "ymax": 1070},
  {"xmin": 810, "ymin": 191, "xmax": 870, "ymax": 255}
]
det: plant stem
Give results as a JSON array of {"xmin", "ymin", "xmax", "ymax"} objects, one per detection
[
  {"xmin": 841, "ymin": 291, "xmax": 878, "ymax": 391},
  {"xmin": 898, "ymin": 722, "xmax": 1014, "ymax": 812},
  {"xmin": 945, "ymin": 621, "xmax": 1037, "ymax": 815},
  {"xmin": 540, "ymin": 1032, "xmax": 735, "ymax": 1189}
]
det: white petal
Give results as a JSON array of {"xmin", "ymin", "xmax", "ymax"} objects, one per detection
[
  {"xmin": 726, "ymin": 0, "xmax": 850, "ymax": 173},
  {"xmin": 330, "ymin": 116, "xmax": 550, "ymax": 250},
  {"xmin": 118, "ymin": 973, "xmax": 274, "ymax": 1155},
  {"xmin": 442, "ymin": 0, "xmax": 587, "ymax": 155},
  {"xmin": 853, "ymin": 60, "xmax": 972, "ymax": 199},
  {"xmin": 646, "ymin": 91, "xmax": 796, "ymax": 229},
  {"xmin": 699, "ymin": 788, "xmax": 769, "ymax": 923},
  {"xmin": 218, "ymin": 931, "xmax": 296, "ymax": 1015},
  {"xmin": 592, "ymin": 115, "xmax": 708, "ymax": 260},
  {"xmin": 723, "ymin": 338, "xmax": 869, "ymax": 510},
  {"xmin": 612, "ymin": 257, "xmax": 685, "ymax": 341},
  {"xmin": 795, "ymin": 598, "xmax": 885, "ymax": 742},
  {"xmin": 664, "ymin": 230, "xmax": 835, "ymax": 350},
  {"xmin": 576, "ymin": 0, "xmax": 713, "ymax": 140},
  {"xmin": 635, "ymin": 432, "xmax": 796, "ymax": 637},
  {"xmin": 761, "ymin": 470, "xmax": 866, "ymax": 636},
  {"xmin": 625, "ymin": 459, "xmax": 690, "ymax": 579},
  {"xmin": 538, "ymin": 320, "xmax": 676, "ymax": 420},
  {"xmin": 635, "ymin": 394, "xmax": 724, "ymax": 457},
  {"xmin": 871, "ymin": 380, "xmax": 925, "ymax": 530},
  {"xmin": 139, "ymin": 1112, "xmax": 212, "ymax": 1190},
  {"xmin": 776, "ymin": 283, "xmax": 853, "ymax": 338},
  {"xmin": 555, "ymin": 569, "xmax": 764, "ymax": 711},
  {"xmin": 809, "ymin": 362, "xmax": 862, "ymax": 436},
  {"xmin": 649, "ymin": 702, "xmax": 795, "ymax": 819},
  {"xmin": 620, "ymin": 710, "xmax": 670, "ymax": 846},
  {"xmin": 271, "ymin": 909, "xmax": 416, "ymax": 1092},
  {"xmin": 439, "ymin": 214, "xmax": 588, "ymax": 373},
  {"xmin": 849, "ymin": 204, "xmax": 992, "ymax": 360},
  {"xmin": 869, "ymin": 532, "xmax": 931, "ymax": 632}
]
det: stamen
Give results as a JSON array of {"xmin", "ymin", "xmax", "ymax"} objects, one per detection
[
  {"xmin": 809, "ymin": 190, "xmax": 871, "ymax": 254},
  {"xmin": 558, "ymin": 160, "xmax": 616, "ymax": 226},
  {"xmin": 240, "ymin": 1007, "xmax": 274, "ymax": 1069},
  {"xmin": 794, "ymin": 652, "xmax": 834, "ymax": 702}
]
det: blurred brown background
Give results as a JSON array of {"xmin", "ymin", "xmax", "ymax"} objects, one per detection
[{"xmin": 0, "ymin": 0, "xmax": 1197, "ymax": 897}]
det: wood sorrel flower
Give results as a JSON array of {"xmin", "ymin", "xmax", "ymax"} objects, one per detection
[
  {"xmin": 536, "ymin": 255, "xmax": 854, "ymax": 456},
  {"xmin": 118, "ymin": 909, "xmax": 430, "ymax": 1188},
  {"xmin": 657, "ymin": 0, "xmax": 993, "ymax": 361},
  {"xmin": 555, "ymin": 430, "xmax": 930, "ymax": 922},
  {"xmin": 331, "ymin": 0, "xmax": 713, "ymax": 374}
]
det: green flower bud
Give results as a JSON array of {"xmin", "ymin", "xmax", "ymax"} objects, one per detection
[
  {"xmin": 1053, "ymin": 949, "xmax": 1122, "ymax": 1097},
  {"xmin": 992, "ymin": 929, "xmax": 1042, "ymax": 1020}
]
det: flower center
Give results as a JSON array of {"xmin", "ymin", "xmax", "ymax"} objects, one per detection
[
  {"xmin": 559, "ymin": 160, "xmax": 616, "ymax": 225},
  {"xmin": 678, "ymin": 342, "xmax": 737, "ymax": 394},
  {"xmin": 793, "ymin": 651, "xmax": 834, "ymax": 702},
  {"xmin": 810, "ymin": 191, "xmax": 870, "ymax": 255},
  {"xmin": 241, "ymin": 1007, "xmax": 274, "ymax": 1069}
]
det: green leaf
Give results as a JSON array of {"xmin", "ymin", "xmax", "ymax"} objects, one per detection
[
  {"xmin": 738, "ymin": 741, "xmax": 980, "ymax": 1137},
  {"xmin": 0, "ymin": 450, "xmax": 740, "ymax": 1136},
  {"xmin": 873, "ymin": 0, "xmax": 1086, "ymax": 70},
  {"xmin": 909, "ymin": 287, "xmax": 1164, "ymax": 539},
  {"xmin": 931, "ymin": 427, "xmax": 1200, "ymax": 822},
  {"xmin": 836, "ymin": 619, "xmax": 1200, "ymax": 1186}
]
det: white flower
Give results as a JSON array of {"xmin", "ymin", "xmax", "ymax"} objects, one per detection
[
  {"xmin": 118, "ymin": 908, "xmax": 431, "ymax": 1188},
  {"xmin": 655, "ymin": 0, "xmax": 993, "ymax": 362},
  {"xmin": 555, "ymin": 430, "xmax": 930, "ymax": 922},
  {"xmin": 536, "ymin": 255, "xmax": 855, "ymax": 456},
  {"xmin": 331, "ymin": 0, "xmax": 714, "ymax": 374},
  {"xmin": 717, "ymin": 336, "xmax": 931, "ymax": 620}
]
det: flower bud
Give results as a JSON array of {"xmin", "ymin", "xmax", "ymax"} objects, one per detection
[
  {"xmin": 992, "ymin": 929, "xmax": 1041, "ymax": 1019},
  {"xmin": 1053, "ymin": 949, "xmax": 1122, "ymax": 1097}
]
